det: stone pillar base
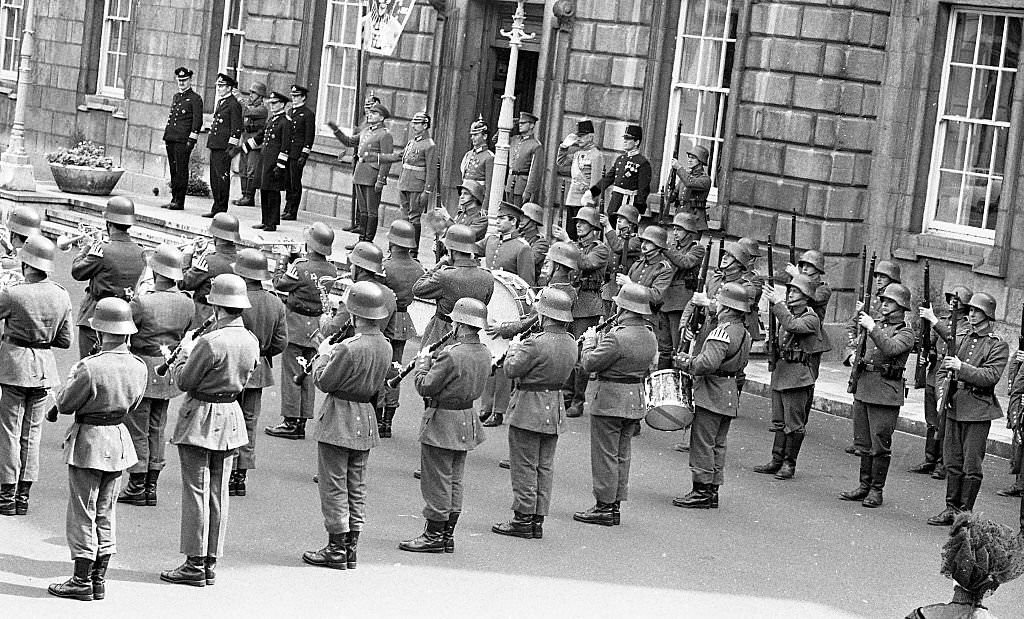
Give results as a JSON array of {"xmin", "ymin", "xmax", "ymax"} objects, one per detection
[{"xmin": 0, "ymin": 151, "xmax": 37, "ymax": 191}]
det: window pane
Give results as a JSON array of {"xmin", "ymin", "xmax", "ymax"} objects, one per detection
[
  {"xmin": 324, "ymin": 86, "xmax": 339, "ymax": 122},
  {"xmin": 966, "ymin": 123, "xmax": 994, "ymax": 171},
  {"xmin": 683, "ymin": 0, "xmax": 707, "ymax": 35},
  {"xmin": 996, "ymin": 69, "xmax": 1014, "ymax": 121},
  {"xmin": 934, "ymin": 170, "xmax": 964, "ymax": 224},
  {"xmin": 952, "ymin": 12, "xmax": 979, "ymax": 64},
  {"xmin": 978, "ymin": 14, "xmax": 1004, "ymax": 67},
  {"xmin": 940, "ymin": 121, "xmax": 969, "ymax": 169},
  {"xmin": 228, "ymin": 0, "xmax": 243, "ymax": 29},
  {"xmin": 1005, "ymin": 18, "xmax": 1020, "ymax": 67},
  {"xmin": 970, "ymin": 68, "xmax": 998, "ymax": 119},
  {"xmin": 963, "ymin": 174, "xmax": 992, "ymax": 228},
  {"xmin": 991, "ymin": 126, "xmax": 1008, "ymax": 174},
  {"xmin": 945, "ymin": 65, "xmax": 971, "ymax": 116},
  {"xmin": 705, "ymin": 0, "xmax": 730, "ymax": 38}
]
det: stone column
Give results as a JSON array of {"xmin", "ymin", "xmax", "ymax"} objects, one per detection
[{"xmin": 0, "ymin": 0, "xmax": 36, "ymax": 191}]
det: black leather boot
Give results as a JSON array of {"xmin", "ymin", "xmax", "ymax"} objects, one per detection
[
  {"xmin": 928, "ymin": 473, "xmax": 964, "ymax": 525},
  {"xmin": 532, "ymin": 514, "xmax": 544, "ymax": 539},
  {"xmin": 204, "ymin": 556, "xmax": 217, "ymax": 585},
  {"xmin": 235, "ymin": 469, "xmax": 247, "ymax": 497},
  {"xmin": 932, "ymin": 464, "xmax": 946, "ymax": 480},
  {"xmin": 862, "ymin": 455, "xmax": 889, "ymax": 508},
  {"xmin": 265, "ymin": 417, "xmax": 304, "ymax": 439},
  {"xmin": 483, "ymin": 412, "xmax": 504, "ymax": 427},
  {"xmin": 14, "ymin": 480, "xmax": 31, "ymax": 515},
  {"xmin": 492, "ymin": 511, "xmax": 535, "ymax": 539},
  {"xmin": 443, "ymin": 512, "xmax": 459, "ymax": 553},
  {"xmin": 160, "ymin": 556, "xmax": 207, "ymax": 586},
  {"xmin": 753, "ymin": 432, "xmax": 786, "ymax": 475},
  {"xmin": 0, "ymin": 483, "xmax": 15, "ymax": 516},
  {"xmin": 117, "ymin": 473, "xmax": 147, "ymax": 506},
  {"xmin": 380, "ymin": 407, "xmax": 396, "ymax": 438},
  {"xmin": 48, "ymin": 557, "xmax": 94, "ymax": 601},
  {"xmin": 839, "ymin": 455, "xmax": 872, "ymax": 501},
  {"xmin": 909, "ymin": 427, "xmax": 939, "ymax": 473},
  {"xmin": 960, "ymin": 478, "xmax": 982, "ymax": 512},
  {"xmin": 573, "ymin": 502, "xmax": 619, "ymax": 526},
  {"xmin": 145, "ymin": 470, "xmax": 160, "ymax": 506},
  {"xmin": 302, "ymin": 533, "xmax": 348, "ymax": 569},
  {"xmin": 673, "ymin": 482, "xmax": 715, "ymax": 509},
  {"xmin": 411, "ymin": 223, "xmax": 422, "ymax": 258},
  {"xmin": 777, "ymin": 433, "xmax": 805, "ymax": 480},
  {"xmin": 91, "ymin": 554, "xmax": 111, "ymax": 600},
  {"xmin": 345, "ymin": 531, "xmax": 359, "ymax": 569},
  {"xmin": 228, "ymin": 471, "xmax": 239, "ymax": 497},
  {"xmin": 398, "ymin": 519, "xmax": 447, "ymax": 553},
  {"xmin": 708, "ymin": 485, "xmax": 720, "ymax": 509}
]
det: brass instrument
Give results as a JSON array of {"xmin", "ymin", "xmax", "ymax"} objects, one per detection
[
  {"xmin": 0, "ymin": 268, "xmax": 24, "ymax": 291},
  {"xmin": 155, "ymin": 315, "xmax": 217, "ymax": 377},
  {"xmin": 56, "ymin": 224, "xmax": 107, "ymax": 251}
]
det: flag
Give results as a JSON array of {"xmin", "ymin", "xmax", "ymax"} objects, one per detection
[{"xmin": 364, "ymin": 0, "xmax": 416, "ymax": 56}]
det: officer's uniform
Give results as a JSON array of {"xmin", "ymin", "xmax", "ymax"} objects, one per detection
[
  {"xmin": 662, "ymin": 234, "xmax": 705, "ymax": 359},
  {"xmin": 239, "ymin": 95, "xmax": 268, "ymax": 203},
  {"xmin": 581, "ymin": 315, "xmax": 657, "ymax": 505},
  {"xmin": 180, "ymin": 245, "xmax": 237, "ymax": 324},
  {"xmin": 381, "ymin": 251, "xmax": 424, "ymax": 416},
  {"xmin": 312, "ymin": 324, "xmax": 392, "ymax": 534},
  {"xmin": 674, "ymin": 163, "xmax": 711, "ymax": 230},
  {"xmin": 250, "ymin": 108, "xmax": 291, "ymax": 229},
  {"xmin": 625, "ymin": 248, "xmax": 676, "ymax": 366},
  {"xmin": 768, "ymin": 301, "xmax": 823, "ymax": 437},
  {"xmin": 169, "ymin": 315, "xmax": 258, "ymax": 558},
  {"xmin": 412, "ymin": 256, "xmax": 494, "ymax": 349},
  {"xmin": 381, "ymin": 131, "xmax": 436, "ymax": 238},
  {"xmin": 414, "ymin": 331, "xmax": 492, "ymax": 522},
  {"xmin": 208, "ymin": 93, "xmax": 243, "ymax": 214},
  {"xmin": 557, "ymin": 143, "xmax": 604, "ymax": 208},
  {"xmin": 506, "ymin": 133, "xmax": 543, "ymax": 205},
  {"xmin": 284, "ymin": 103, "xmax": 316, "ymax": 219},
  {"xmin": 163, "ymin": 83, "xmax": 203, "ymax": 210},
  {"xmin": 55, "ymin": 344, "xmax": 147, "ymax": 560},
  {"xmin": 70, "ymin": 229, "xmax": 145, "ymax": 358},
  {"xmin": 589, "ymin": 149, "xmax": 651, "ymax": 219},
  {"xmin": 333, "ymin": 123, "xmax": 394, "ymax": 242},
  {"xmin": 568, "ymin": 233, "xmax": 610, "ymax": 412},
  {"xmin": 460, "ymin": 145, "xmax": 494, "ymax": 205}
]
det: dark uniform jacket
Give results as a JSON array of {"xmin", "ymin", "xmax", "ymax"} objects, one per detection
[
  {"xmin": 806, "ymin": 278, "xmax": 833, "ymax": 354},
  {"xmin": 180, "ymin": 245, "xmax": 237, "ymax": 322},
  {"xmin": 852, "ymin": 317, "xmax": 916, "ymax": 407},
  {"xmin": 683, "ymin": 319, "xmax": 751, "ymax": 418},
  {"xmin": 274, "ymin": 255, "xmax": 338, "ymax": 348},
  {"xmin": 446, "ymin": 204, "xmax": 488, "ymax": 242},
  {"xmin": 625, "ymin": 250, "xmax": 675, "ymax": 309},
  {"xmin": 662, "ymin": 236, "xmax": 705, "ymax": 312},
  {"xmin": 506, "ymin": 134, "xmax": 543, "ymax": 200},
  {"xmin": 574, "ymin": 235, "xmax": 610, "ymax": 318},
  {"xmin": 253, "ymin": 110, "xmax": 291, "ymax": 191},
  {"xmin": 413, "ymin": 256, "xmax": 494, "ymax": 347},
  {"xmin": 460, "ymin": 145, "xmax": 494, "ymax": 202},
  {"xmin": 590, "ymin": 150, "xmax": 652, "ymax": 214},
  {"xmin": 381, "ymin": 133, "xmax": 437, "ymax": 193},
  {"xmin": 129, "ymin": 287, "xmax": 194, "ymax": 399},
  {"xmin": 241, "ymin": 98, "xmax": 268, "ymax": 149},
  {"xmin": 768, "ymin": 302, "xmax": 822, "ymax": 391},
  {"xmin": 582, "ymin": 316, "xmax": 657, "ymax": 420},
  {"xmin": 480, "ymin": 231, "xmax": 536, "ymax": 287},
  {"xmin": 240, "ymin": 280, "xmax": 287, "ymax": 389},
  {"xmin": 70, "ymin": 229, "xmax": 145, "ymax": 326},
  {"xmin": 504, "ymin": 325, "xmax": 578, "ymax": 435},
  {"xmin": 681, "ymin": 267, "xmax": 758, "ymax": 348},
  {"xmin": 208, "ymin": 95, "xmax": 242, "ymax": 151},
  {"xmin": 0, "ymin": 278, "xmax": 73, "ymax": 388},
  {"xmin": 675, "ymin": 163, "xmax": 711, "ymax": 230},
  {"xmin": 937, "ymin": 322, "xmax": 1009, "ymax": 422},
  {"xmin": 334, "ymin": 123, "xmax": 394, "ymax": 186},
  {"xmin": 519, "ymin": 224, "xmax": 548, "ymax": 282},
  {"xmin": 414, "ymin": 331, "xmax": 491, "ymax": 451},
  {"xmin": 286, "ymin": 104, "xmax": 315, "ymax": 159},
  {"xmin": 163, "ymin": 87, "xmax": 203, "ymax": 143},
  {"xmin": 926, "ymin": 313, "xmax": 968, "ymax": 387},
  {"xmin": 382, "ymin": 252, "xmax": 424, "ymax": 342},
  {"xmin": 602, "ymin": 230, "xmax": 641, "ymax": 302}
]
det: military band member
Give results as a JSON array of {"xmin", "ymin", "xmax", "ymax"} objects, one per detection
[
  {"xmin": 233, "ymin": 81, "xmax": 268, "ymax": 207},
  {"xmin": 506, "ymin": 112, "xmax": 543, "ymax": 205},
  {"xmin": 399, "ymin": 298, "xmax": 491, "ymax": 553},
  {"xmin": 753, "ymin": 275, "xmax": 823, "ymax": 480},
  {"xmin": 161, "ymin": 274, "xmax": 259, "ymax": 587},
  {"xmin": 601, "ymin": 204, "xmax": 642, "ymax": 315},
  {"xmin": 180, "ymin": 212, "xmax": 241, "ymax": 325},
  {"xmin": 47, "ymin": 298, "xmax": 146, "ymax": 601},
  {"xmin": 231, "ymin": 249, "xmax": 287, "ymax": 496},
  {"xmin": 0, "ymin": 236, "xmax": 72, "ymax": 517},
  {"xmin": 303, "ymin": 282, "xmax": 393, "ymax": 570},
  {"xmin": 0, "ymin": 205, "xmax": 41, "ymax": 268},
  {"xmin": 518, "ymin": 202, "xmax": 549, "ymax": 282},
  {"xmin": 669, "ymin": 145, "xmax": 712, "ymax": 230},
  {"xmin": 431, "ymin": 180, "xmax": 488, "ymax": 261},
  {"xmin": 585, "ymin": 124, "xmax": 651, "ymax": 219},
  {"xmin": 118, "ymin": 245, "xmax": 193, "ymax": 508},
  {"xmin": 71, "ymin": 197, "xmax": 146, "ymax": 358},
  {"xmin": 266, "ymin": 222, "xmax": 338, "ymax": 440},
  {"xmin": 1001, "ymin": 347, "xmax": 1024, "ymax": 498},
  {"xmin": 249, "ymin": 90, "xmax": 292, "ymax": 232},
  {"xmin": 839, "ymin": 283, "xmax": 915, "ymax": 509},
  {"xmin": 329, "ymin": 102, "xmax": 394, "ymax": 246},
  {"xmin": 662, "ymin": 212, "xmax": 706, "ymax": 368},
  {"xmin": 461, "ymin": 117, "xmax": 495, "ymax": 207},
  {"xmin": 492, "ymin": 241, "xmax": 581, "ymax": 341},
  {"xmin": 927, "ymin": 292, "xmax": 1009, "ymax": 526},
  {"xmin": 616, "ymin": 224, "xmax": 675, "ymax": 363},
  {"xmin": 378, "ymin": 111, "xmax": 436, "ymax": 257},
  {"xmin": 161, "ymin": 67, "xmax": 203, "ymax": 211},
  {"xmin": 492, "ymin": 288, "xmax": 577, "ymax": 539},
  {"xmin": 556, "ymin": 119, "xmax": 603, "ymax": 235},
  {"xmin": 205, "ymin": 73, "xmax": 243, "ymax": 217},
  {"xmin": 283, "ymin": 85, "xmax": 316, "ymax": 221}
]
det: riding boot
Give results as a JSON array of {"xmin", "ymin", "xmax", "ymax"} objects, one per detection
[
  {"xmin": 380, "ymin": 407, "xmax": 396, "ymax": 438},
  {"xmin": 117, "ymin": 473, "xmax": 147, "ymax": 506},
  {"xmin": 960, "ymin": 478, "xmax": 983, "ymax": 512},
  {"xmin": 91, "ymin": 554, "xmax": 111, "ymax": 600},
  {"xmin": 572, "ymin": 502, "xmax": 619, "ymax": 526},
  {"xmin": 160, "ymin": 556, "xmax": 207, "ymax": 586},
  {"xmin": 776, "ymin": 433, "xmax": 805, "ymax": 480},
  {"xmin": 48, "ymin": 557, "xmax": 94, "ymax": 600},
  {"xmin": 840, "ymin": 455, "xmax": 872, "ymax": 501},
  {"xmin": 234, "ymin": 469, "xmax": 247, "ymax": 497},
  {"xmin": 928, "ymin": 473, "xmax": 964, "ymax": 526},
  {"xmin": 398, "ymin": 519, "xmax": 447, "ymax": 553},
  {"xmin": 411, "ymin": 223, "xmax": 422, "ymax": 258},
  {"xmin": 145, "ymin": 470, "xmax": 160, "ymax": 506},
  {"xmin": 345, "ymin": 531, "xmax": 360, "ymax": 569},
  {"xmin": 753, "ymin": 432, "xmax": 786, "ymax": 475},
  {"xmin": 302, "ymin": 533, "xmax": 348, "ymax": 569},
  {"xmin": 0, "ymin": 483, "xmax": 14, "ymax": 516},
  {"xmin": 14, "ymin": 480, "xmax": 31, "ymax": 515},
  {"xmin": 862, "ymin": 455, "xmax": 890, "ymax": 508},
  {"xmin": 443, "ymin": 512, "xmax": 459, "ymax": 553},
  {"xmin": 491, "ymin": 511, "xmax": 535, "ymax": 539}
]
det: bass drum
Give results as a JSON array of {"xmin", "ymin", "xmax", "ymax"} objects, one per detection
[
  {"xmin": 481, "ymin": 270, "xmax": 535, "ymax": 361},
  {"xmin": 644, "ymin": 369, "xmax": 694, "ymax": 431}
]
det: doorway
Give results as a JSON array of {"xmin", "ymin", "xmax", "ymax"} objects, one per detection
[{"xmin": 480, "ymin": 1, "xmax": 545, "ymax": 143}]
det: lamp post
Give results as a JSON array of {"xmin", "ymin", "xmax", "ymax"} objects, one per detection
[
  {"xmin": 487, "ymin": 1, "xmax": 534, "ymax": 229},
  {"xmin": 0, "ymin": 0, "xmax": 36, "ymax": 191}
]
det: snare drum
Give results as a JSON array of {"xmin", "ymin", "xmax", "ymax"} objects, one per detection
[
  {"xmin": 644, "ymin": 369, "xmax": 694, "ymax": 431},
  {"xmin": 481, "ymin": 270, "xmax": 535, "ymax": 361}
]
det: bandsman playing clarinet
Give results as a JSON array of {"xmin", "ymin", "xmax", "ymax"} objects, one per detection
[{"xmin": 180, "ymin": 213, "xmax": 241, "ymax": 325}]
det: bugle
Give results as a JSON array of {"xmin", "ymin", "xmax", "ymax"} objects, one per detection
[
  {"xmin": 386, "ymin": 329, "xmax": 456, "ymax": 389},
  {"xmin": 56, "ymin": 225, "xmax": 106, "ymax": 251},
  {"xmin": 155, "ymin": 315, "xmax": 217, "ymax": 377}
]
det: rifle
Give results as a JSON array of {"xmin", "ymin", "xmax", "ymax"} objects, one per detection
[
  {"xmin": 432, "ymin": 160, "xmax": 445, "ymax": 261},
  {"xmin": 387, "ymin": 329, "xmax": 455, "ymax": 388},
  {"xmin": 687, "ymin": 243, "xmax": 713, "ymax": 342},
  {"xmin": 766, "ymin": 235, "xmax": 778, "ymax": 372},
  {"xmin": 914, "ymin": 260, "xmax": 932, "ymax": 389},
  {"xmin": 660, "ymin": 125, "xmax": 682, "ymax": 225},
  {"xmin": 717, "ymin": 236, "xmax": 725, "ymax": 268},
  {"xmin": 934, "ymin": 310, "xmax": 958, "ymax": 420},
  {"xmin": 598, "ymin": 164, "xmax": 607, "ymax": 216},
  {"xmin": 789, "ymin": 209, "xmax": 797, "ymax": 265},
  {"xmin": 847, "ymin": 250, "xmax": 877, "ymax": 393}
]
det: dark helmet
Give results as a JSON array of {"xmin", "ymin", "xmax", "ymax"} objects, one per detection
[
  {"xmin": 457, "ymin": 179, "xmax": 486, "ymax": 204},
  {"xmin": 723, "ymin": 241, "xmax": 751, "ymax": 267},
  {"xmin": 209, "ymin": 213, "xmax": 242, "ymax": 243},
  {"xmin": 8, "ymin": 206, "xmax": 41, "ymax": 237},
  {"xmin": 879, "ymin": 283, "xmax": 912, "ymax": 311},
  {"xmin": 613, "ymin": 282, "xmax": 652, "ymax": 315},
  {"xmin": 612, "ymin": 205, "xmax": 640, "ymax": 227},
  {"xmin": 149, "ymin": 243, "xmax": 186, "ymax": 281},
  {"xmin": 387, "ymin": 219, "xmax": 418, "ymax": 249},
  {"xmin": 638, "ymin": 225, "xmax": 668, "ymax": 249},
  {"xmin": 687, "ymin": 145, "xmax": 710, "ymax": 166},
  {"xmin": 349, "ymin": 241, "xmax": 384, "ymax": 275},
  {"xmin": 548, "ymin": 241, "xmax": 580, "ymax": 271},
  {"xmin": 787, "ymin": 273, "xmax": 817, "ymax": 300},
  {"xmin": 18, "ymin": 235, "xmax": 56, "ymax": 272},
  {"xmin": 671, "ymin": 211, "xmax": 700, "ymax": 232},
  {"xmin": 737, "ymin": 237, "xmax": 761, "ymax": 258},
  {"xmin": 233, "ymin": 248, "xmax": 270, "ymax": 281},
  {"xmin": 444, "ymin": 224, "xmax": 478, "ymax": 255},
  {"xmin": 967, "ymin": 292, "xmax": 997, "ymax": 320},
  {"xmin": 573, "ymin": 206, "xmax": 601, "ymax": 229},
  {"xmin": 718, "ymin": 282, "xmax": 751, "ymax": 313},
  {"xmin": 944, "ymin": 285, "xmax": 973, "ymax": 306},
  {"xmin": 104, "ymin": 196, "xmax": 135, "ymax": 226},
  {"xmin": 90, "ymin": 297, "xmax": 137, "ymax": 335},
  {"xmin": 521, "ymin": 202, "xmax": 545, "ymax": 225},
  {"xmin": 305, "ymin": 222, "xmax": 335, "ymax": 255},
  {"xmin": 535, "ymin": 287, "xmax": 574, "ymax": 323},
  {"xmin": 344, "ymin": 280, "xmax": 390, "ymax": 320},
  {"xmin": 797, "ymin": 250, "xmax": 825, "ymax": 274},
  {"xmin": 874, "ymin": 260, "xmax": 902, "ymax": 283},
  {"xmin": 450, "ymin": 297, "xmax": 487, "ymax": 329},
  {"xmin": 207, "ymin": 273, "xmax": 251, "ymax": 309}
]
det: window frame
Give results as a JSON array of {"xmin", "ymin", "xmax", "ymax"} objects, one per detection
[
  {"xmin": 96, "ymin": 0, "xmax": 131, "ymax": 99},
  {"xmin": 316, "ymin": 0, "xmax": 364, "ymax": 137},
  {"xmin": 218, "ymin": 0, "xmax": 246, "ymax": 81},
  {"xmin": 0, "ymin": 0, "xmax": 24, "ymax": 81}
]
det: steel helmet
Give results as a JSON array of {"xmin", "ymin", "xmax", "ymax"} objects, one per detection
[
  {"xmin": 613, "ymin": 282, "xmax": 652, "ymax": 315},
  {"xmin": 737, "ymin": 237, "xmax": 762, "ymax": 258},
  {"xmin": 718, "ymin": 282, "xmax": 751, "ymax": 313},
  {"xmin": 209, "ymin": 213, "xmax": 242, "ymax": 243},
  {"xmin": 387, "ymin": 219, "xmax": 418, "ymax": 249},
  {"xmin": 232, "ymin": 247, "xmax": 270, "ymax": 281},
  {"xmin": 797, "ymin": 249, "xmax": 825, "ymax": 274},
  {"xmin": 304, "ymin": 222, "xmax": 335, "ymax": 255},
  {"xmin": 90, "ymin": 297, "xmax": 137, "ymax": 335},
  {"xmin": 786, "ymin": 273, "xmax": 817, "ymax": 300},
  {"xmin": 612, "ymin": 205, "xmax": 640, "ymax": 227},
  {"xmin": 671, "ymin": 211, "xmax": 700, "ymax": 232},
  {"xmin": 344, "ymin": 280, "xmax": 390, "ymax": 320},
  {"xmin": 149, "ymin": 243, "xmax": 185, "ymax": 281},
  {"xmin": 879, "ymin": 283, "xmax": 912, "ymax": 311},
  {"xmin": 104, "ymin": 196, "xmax": 135, "ymax": 226},
  {"xmin": 18, "ymin": 235, "xmax": 56, "ymax": 272},
  {"xmin": 8, "ymin": 206, "xmax": 41, "ymax": 237},
  {"xmin": 944, "ymin": 285, "xmax": 973, "ymax": 306},
  {"xmin": 687, "ymin": 145, "xmax": 710, "ymax": 166},
  {"xmin": 457, "ymin": 180, "xmax": 486, "ymax": 204},
  {"xmin": 638, "ymin": 225, "xmax": 668, "ymax": 249},
  {"xmin": 967, "ymin": 292, "xmax": 997, "ymax": 320},
  {"xmin": 449, "ymin": 297, "xmax": 488, "ymax": 329},
  {"xmin": 535, "ymin": 287, "xmax": 574, "ymax": 323},
  {"xmin": 573, "ymin": 206, "xmax": 601, "ymax": 229},
  {"xmin": 206, "ymin": 273, "xmax": 251, "ymax": 309},
  {"xmin": 521, "ymin": 202, "xmax": 544, "ymax": 225},
  {"xmin": 723, "ymin": 241, "xmax": 751, "ymax": 267},
  {"xmin": 548, "ymin": 241, "xmax": 580, "ymax": 271},
  {"xmin": 444, "ymin": 224, "xmax": 479, "ymax": 255},
  {"xmin": 349, "ymin": 241, "xmax": 384, "ymax": 275},
  {"xmin": 874, "ymin": 260, "xmax": 902, "ymax": 283}
]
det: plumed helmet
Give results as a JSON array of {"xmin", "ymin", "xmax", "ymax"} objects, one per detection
[
  {"xmin": 387, "ymin": 219, "xmax": 418, "ymax": 249},
  {"xmin": 638, "ymin": 225, "xmax": 668, "ymax": 249},
  {"xmin": 548, "ymin": 241, "xmax": 580, "ymax": 271},
  {"xmin": 718, "ymin": 282, "xmax": 752, "ymax": 312},
  {"xmin": 304, "ymin": 222, "xmax": 335, "ymax": 255},
  {"xmin": 469, "ymin": 116, "xmax": 488, "ymax": 136},
  {"xmin": 348, "ymin": 241, "xmax": 384, "ymax": 275},
  {"xmin": 149, "ymin": 243, "xmax": 186, "ymax": 281},
  {"xmin": 443, "ymin": 224, "xmax": 478, "ymax": 255},
  {"xmin": 232, "ymin": 247, "xmax": 270, "ymax": 281},
  {"xmin": 613, "ymin": 282, "xmax": 652, "ymax": 315},
  {"xmin": 18, "ymin": 235, "xmax": 56, "ymax": 272},
  {"xmin": 967, "ymin": 292, "xmax": 997, "ymax": 320},
  {"xmin": 797, "ymin": 249, "xmax": 825, "ymax": 274},
  {"xmin": 787, "ymin": 273, "xmax": 817, "ymax": 300},
  {"xmin": 449, "ymin": 297, "xmax": 488, "ymax": 329},
  {"xmin": 573, "ymin": 206, "xmax": 601, "ymax": 229},
  {"xmin": 90, "ymin": 297, "xmax": 137, "ymax": 335},
  {"xmin": 209, "ymin": 213, "xmax": 242, "ymax": 243},
  {"xmin": 535, "ymin": 287, "xmax": 574, "ymax": 323},
  {"xmin": 206, "ymin": 273, "xmax": 251, "ymax": 309},
  {"xmin": 874, "ymin": 260, "xmax": 902, "ymax": 283},
  {"xmin": 104, "ymin": 196, "xmax": 135, "ymax": 225},
  {"xmin": 344, "ymin": 280, "xmax": 390, "ymax": 320},
  {"xmin": 8, "ymin": 206, "xmax": 41, "ymax": 237},
  {"xmin": 878, "ymin": 283, "xmax": 912, "ymax": 311}
]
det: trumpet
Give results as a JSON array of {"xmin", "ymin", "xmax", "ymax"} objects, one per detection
[
  {"xmin": 175, "ymin": 236, "xmax": 210, "ymax": 253},
  {"xmin": 56, "ymin": 225, "xmax": 106, "ymax": 251}
]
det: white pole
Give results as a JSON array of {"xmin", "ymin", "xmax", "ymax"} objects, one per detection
[{"xmin": 0, "ymin": 0, "xmax": 37, "ymax": 190}]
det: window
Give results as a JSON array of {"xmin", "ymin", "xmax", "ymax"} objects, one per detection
[
  {"xmin": 661, "ymin": 0, "xmax": 739, "ymax": 202},
  {"xmin": 0, "ymin": 0, "xmax": 24, "ymax": 80},
  {"xmin": 219, "ymin": 0, "xmax": 245, "ymax": 80},
  {"xmin": 924, "ymin": 9, "xmax": 1022, "ymax": 243},
  {"xmin": 317, "ymin": 0, "xmax": 363, "ymax": 135},
  {"xmin": 97, "ymin": 0, "xmax": 131, "ymax": 97}
]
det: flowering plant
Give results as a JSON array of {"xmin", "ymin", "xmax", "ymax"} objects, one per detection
[{"xmin": 46, "ymin": 141, "xmax": 118, "ymax": 169}]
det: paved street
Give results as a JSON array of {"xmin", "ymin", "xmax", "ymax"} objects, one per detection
[{"xmin": 1, "ymin": 251, "xmax": 1022, "ymax": 618}]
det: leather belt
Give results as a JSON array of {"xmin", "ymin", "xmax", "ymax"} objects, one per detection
[
  {"xmin": 515, "ymin": 384, "xmax": 564, "ymax": 392},
  {"xmin": 290, "ymin": 305, "xmax": 323, "ymax": 317},
  {"xmin": 191, "ymin": 391, "xmax": 240, "ymax": 403},
  {"xmin": 75, "ymin": 411, "xmax": 125, "ymax": 426},
  {"xmin": 332, "ymin": 390, "xmax": 376, "ymax": 403},
  {"xmin": 425, "ymin": 399, "xmax": 474, "ymax": 410},
  {"xmin": 598, "ymin": 376, "xmax": 644, "ymax": 385},
  {"xmin": 611, "ymin": 186, "xmax": 638, "ymax": 196},
  {"xmin": 402, "ymin": 164, "xmax": 426, "ymax": 171},
  {"xmin": 3, "ymin": 335, "xmax": 51, "ymax": 349},
  {"xmin": 510, "ymin": 170, "xmax": 529, "ymax": 176}
]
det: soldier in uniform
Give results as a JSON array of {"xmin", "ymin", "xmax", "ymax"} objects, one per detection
[
  {"xmin": 430, "ymin": 180, "xmax": 488, "ymax": 261},
  {"xmin": 839, "ymin": 283, "xmax": 916, "ymax": 509},
  {"xmin": 160, "ymin": 274, "xmax": 259, "ymax": 587},
  {"xmin": 573, "ymin": 283, "xmax": 656, "ymax": 526},
  {"xmin": 585, "ymin": 124, "xmax": 651, "ymax": 219},
  {"xmin": 556, "ymin": 119, "xmax": 603, "ymax": 237},
  {"xmin": 302, "ymin": 282, "xmax": 393, "ymax": 570},
  {"xmin": 669, "ymin": 145, "xmax": 712, "ymax": 230},
  {"xmin": 682, "ymin": 241, "xmax": 758, "ymax": 343},
  {"xmin": 379, "ymin": 111, "xmax": 436, "ymax": 257},
  {"xmin": 0, "ymin": 236, "xmax": 72, "ymax": 517},
  {"xmin": 505, "ymin": 112, "xmax": 543, "ymax": 205},
  {"xmin": 1001, "ymin": 347, "xmax": 1024, "ymax": 498},
  {"xmin": 231, "ymin": 249, "xmax": 287, "ymax": 496},
  {"xmin": 753, "ymin": 274, "xmax": 824, "ymax": 480},
  {"xmin": 461, "ymin": 117, "xmax": 495, "ymax": 205},
  {"xmin": 615, "ymin": 225, "xmax": 676, "ymax": 364},
  {"xmin": 71, "ymin": 197, "xmax": 146, "ymax": 358},
  {"xmin": 233, "ymin": 81, "xmax": 268, "ymax": 207},
  {"xmin": 161, "ymin": 67, "xmax": 203, "ymax": 211},
  {"xmin": 180, "ymin": 213, "xmax": 241, "ymax": 325},
  {"xmin": 0, "ymin": 205, "xmax": 41, "ymax": 268},
  {"xmin": 673, "ymin": 283, "xmax": 752, "ymax": 509},
  {"xmin": 601, "ymin": 204, "xmax": 642, "ymax": 316},
  {"xmin": 927, "ymin": 292, "xmax": 1009, "ymax": 526},
  {"xmin": 518, "ymin": 202, "xmax": 549, "ymax": 282},
  {"xmin": 329, "ymin": 102, "xmax": 394, "ymax": 245},
  {"xmin": 46, "ymin": 298, "xmax": 146, "ymax": 601},
  {"xmin": 118, "ymin": 245, "xmax": 194, "ymax": 508},
  {"xmin": 283, "ymin": 85, "xmax": 316, "ymax": 221},
  {"xmin": 246, "ymin": 90, "xmax": 291, "ymax": 231},
  {"xmin": 662, "ymin": 211, "xmax": 707, "ymax": 369},
  {"xmin": 265, "ymin": 223, "xmax": 338, "ymax": 440},
  {"xmin": 783, "ymin": 250, "xmax": 833, "ymax": 412},
  {"xmin": 205, "ymin": 73, "xmax": 243, "ymax": 217},
  {"xmin": 399, "ymin": 298, "xmax": 492, "ymax": 553},
  {"xmin": 492, "ymin": 288, "xmax": 577, "ymax": 539},
  {"xmin": 738, "ymin": 237, "xmax": 765, "ymax": 348}
]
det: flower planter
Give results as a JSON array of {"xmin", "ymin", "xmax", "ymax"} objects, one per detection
[{"xmin": 49, "ymin": 163, "xmax": 125, "ymax": 196}]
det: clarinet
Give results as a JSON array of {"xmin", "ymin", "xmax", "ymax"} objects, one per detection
[
  {"xmin": 385, "ymin": 329, "xmax": 456, "ymax": 389},
  {"xmin": 293, "ymin": 321, "xmax": 355, "ymax": 385},
  {"xmin": 155, "ymin": 315, "xmax": 217, "ymax": 377},
  {"xmin": 575, "ymin": 312, "xmax": 620, "ymax": 345},
  {"xmin": 492, "ymin": 316, "xmax": 543, "ymax": 372}
]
